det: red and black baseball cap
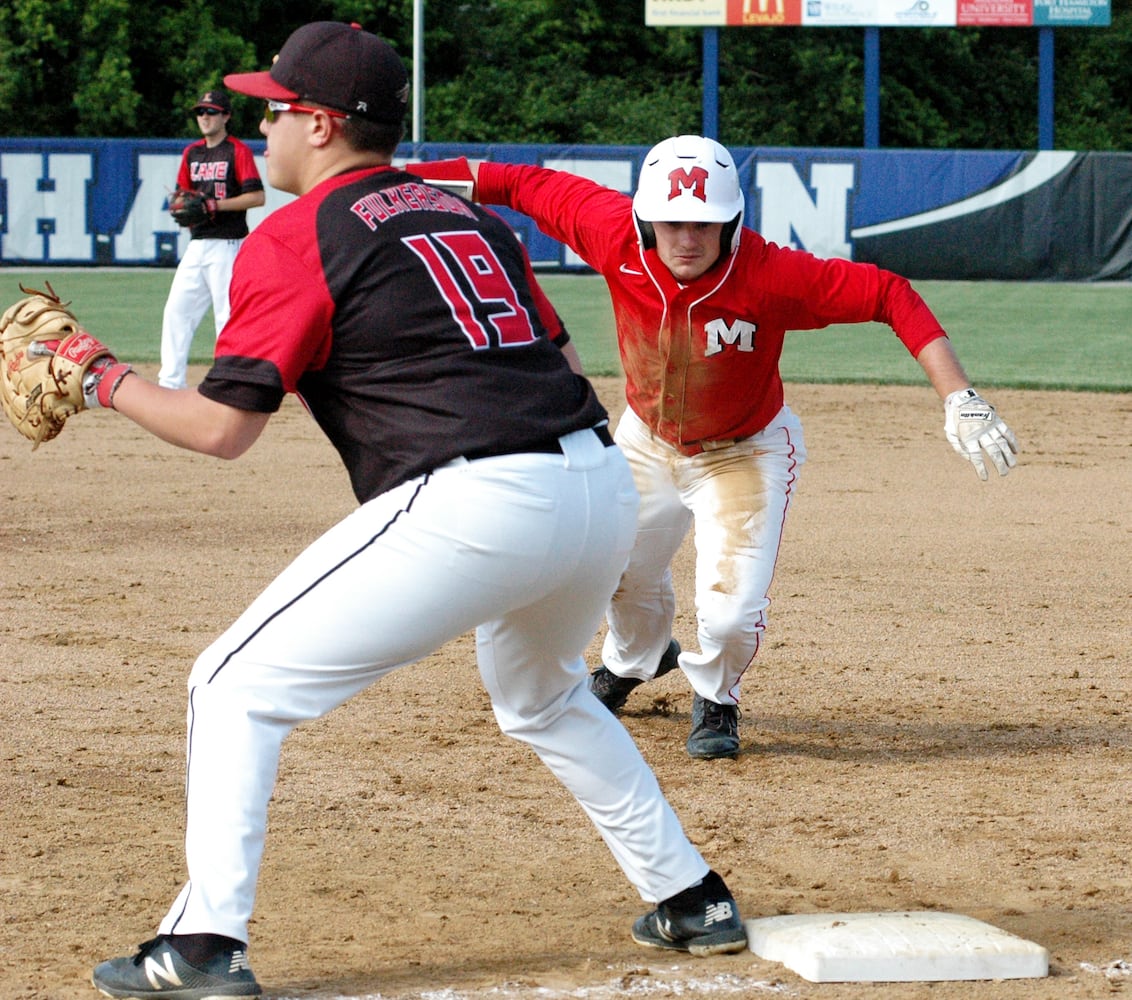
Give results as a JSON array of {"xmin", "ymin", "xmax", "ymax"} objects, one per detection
[{"xmin": 224, "ymin": 21, "xmax": 409, "ymax": 125}]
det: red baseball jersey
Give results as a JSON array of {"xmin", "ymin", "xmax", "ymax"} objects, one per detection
[{"xmin": 476, "ymin": 160, "xmax": 948, "ymax": 453}]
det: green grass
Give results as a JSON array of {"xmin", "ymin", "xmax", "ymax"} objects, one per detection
[
  {"xmin": 5, "ymin": 268, "xmax": 1130, "ymax": 391},
  {"xmin": 540, "ymin": 274, "xmax": 1132, "ymax": 391},
  {"xmin": 3, "ymin": 268, "xmax": 182, "ymax": 365}
]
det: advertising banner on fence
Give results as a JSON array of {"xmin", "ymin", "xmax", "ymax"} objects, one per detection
[
  {"xmin": 1, "ymin": 139, "xmax": 1130, "ymax": 280},
  {"xmin": 644, "ymin": 0, "xmax": 1109, "ymax": 24}
]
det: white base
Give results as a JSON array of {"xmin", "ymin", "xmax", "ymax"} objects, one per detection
[{"xmin": 746, "ymin": 911, "xmax": 1049, "ymax": 983}]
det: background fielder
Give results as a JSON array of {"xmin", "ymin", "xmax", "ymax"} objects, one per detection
[{"xmin": 158, "ymin": 89, "xmax": 264, "ymax": 390}]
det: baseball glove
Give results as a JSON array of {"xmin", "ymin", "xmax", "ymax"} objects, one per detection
[
  {"xmin": 168, "ymin": 188, "xmax": 217, "ymax": 227},
  {"xmin": 0, "ymin": 283, "xmax": 131, "ymax": 449}
]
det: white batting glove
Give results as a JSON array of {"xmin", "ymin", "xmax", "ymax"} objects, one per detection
[{"xmin": 944, "ymin": 388, "xmax": 1019, "ymax": 481}]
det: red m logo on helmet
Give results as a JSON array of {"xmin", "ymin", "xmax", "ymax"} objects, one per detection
[{"xmin": 667, "ymin": 166, "xmax": 709, "ymax": 203}]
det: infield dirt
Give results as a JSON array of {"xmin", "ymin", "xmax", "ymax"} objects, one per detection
[{"xmin": 2, "ymin": 374, "xmax": 1129, "ymax": 1000}]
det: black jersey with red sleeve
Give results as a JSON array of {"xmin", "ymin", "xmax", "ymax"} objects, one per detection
[
  {"xmin": 176, "ymin": 136, "xmax": 263, "ymax": 241},
  {"xmin": 199, "ymin": 166, "xmax": 608, "ymax": 503}
]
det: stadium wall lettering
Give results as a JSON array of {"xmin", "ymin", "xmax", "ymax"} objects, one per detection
[{"xmin": 1, "ymin": 140, "xmax": 1129, "ymax": 280}]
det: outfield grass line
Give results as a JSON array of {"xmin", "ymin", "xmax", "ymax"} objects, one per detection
[{"xmin": 3, "ymin": 269, "xmax": 1128, "ymax": 391}]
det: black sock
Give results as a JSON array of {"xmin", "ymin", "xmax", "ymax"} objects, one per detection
[
  {"xmin": 662, "ymin": 870, "xmax": 727, "ymax": 911},
  {"xmin": 166, "ymin": 933, "xmax": 245, "ymax": 967}
]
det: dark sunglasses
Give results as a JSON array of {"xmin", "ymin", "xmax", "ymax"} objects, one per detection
[{"xmin": 194, "ymin": 108, "xmax": 224, "ymax": 117}]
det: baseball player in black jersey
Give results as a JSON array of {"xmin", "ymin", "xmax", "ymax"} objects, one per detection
[
  {"xmin": 89, "ymin": 21, "xmax": 746, "ymax": 999},
  {"xmin": 158, "ymin": 88, "xmax": 265, "ymax": 389}
]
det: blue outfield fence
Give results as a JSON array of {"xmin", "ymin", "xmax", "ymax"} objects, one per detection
[{"xmin": 2, "ymin": 139, "xmax": 1130, "ymax": 280}]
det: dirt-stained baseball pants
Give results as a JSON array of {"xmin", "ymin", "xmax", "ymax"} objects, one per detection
[{"xmin": 602, "ymin": 404, "xmax": 807, "ymax": 705}]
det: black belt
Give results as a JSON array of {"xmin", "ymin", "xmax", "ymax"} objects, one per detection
[{"xmin": 465, "ymin": 425, "xmax": 613, "ymax": 461}]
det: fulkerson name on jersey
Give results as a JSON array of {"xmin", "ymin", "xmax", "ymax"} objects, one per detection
[
  {"xmin": 704, "ymin": 317, "xmax": 757, "ymax": 357},
  {"xmin": 351, "ymin": 181, "xmax": 476, "ymax": 231}
]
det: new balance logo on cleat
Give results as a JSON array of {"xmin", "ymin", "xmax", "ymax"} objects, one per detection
[
  {"xmin": 630, "ymin": 871, "xmax": 747, "ymax": 957},
  {"xmin": 704, "ymin": 900, "xmax": 734, "ymax": 926},
  {"xmin": 92, "ymin": 935, "xmax": 262, "ymax": 998},
  {"xmin": 143, "ymin": 951, "xmax": 184, "ymax": 990}
]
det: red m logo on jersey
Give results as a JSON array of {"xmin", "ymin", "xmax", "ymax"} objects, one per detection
[{"xmin": 667, "ymin": 166, "xmax": 709, "ymax": 203}]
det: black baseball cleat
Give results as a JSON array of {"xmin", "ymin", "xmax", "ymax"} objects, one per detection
[
  {"xmin": 92, "ymin": 936, "xmax": 262, "ymax": 998},
  {"xmin": 589, "ymin": 639, "xmax": 681, "ymax": 713},
  {"xmin": 632, "ymin": 870, "xmax": 748, "ymax": 956},
  {"xmin": 686, "ymin": 694, "xmax": 740, "ymax": 759}
]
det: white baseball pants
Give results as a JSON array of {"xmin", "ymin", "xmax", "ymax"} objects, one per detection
[
  {"xmin": 602, "ymin": 405, "xmax": 806, "ymax": 705},
  {"xmin": 158, "ymin": 428, "xmax": 709, "ymax": 943},
  {"xmin": 157, "ymin": 237, "xmax": 242, "ymax": 389}
]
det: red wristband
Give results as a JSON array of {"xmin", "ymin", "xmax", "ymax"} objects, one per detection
[{"xmin": 96, "ymin": 362, "xmax": 134, "ymax": 408}]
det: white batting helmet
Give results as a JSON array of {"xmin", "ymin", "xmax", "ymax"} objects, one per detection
[{"xmin": 632, "ymin": 135, "xmax": 745, "ymax": 256}]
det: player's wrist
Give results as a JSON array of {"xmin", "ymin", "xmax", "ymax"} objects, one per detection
[
  {"xmin": 83, "ymin": 358, "xmax": 134, "ymax": 409},
  {"xmin": 944, "ymin": 386, "xmax": 978, "ymax": 408}
]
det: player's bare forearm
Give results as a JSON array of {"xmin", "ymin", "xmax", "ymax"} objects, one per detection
[
  {"xmin": 217, "ymin": 190, "xmax": 266, "ymax": 213},
  {"xmin": 111, "ymin": 374, "xmax": 270, "ymax": 459},
  {"xmin": 915, "ymin": 336, "xmax": 974, "ymax": 399}
]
